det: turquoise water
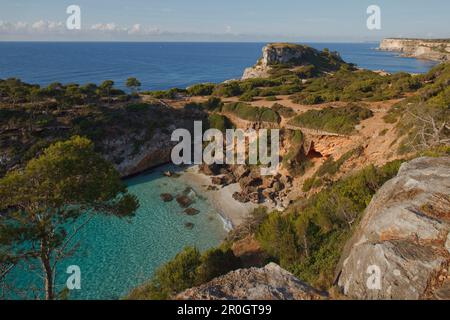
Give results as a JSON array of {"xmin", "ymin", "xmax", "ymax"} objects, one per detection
[{"xmin": 6, "ymin": 165, "xmax": 227, "ymax": 300}]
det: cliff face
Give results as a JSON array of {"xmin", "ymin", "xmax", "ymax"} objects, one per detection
[
  {"xmin": 242, "ymin": 43, "xmax": 346, "ymax": 80},
  {"xmin": 379, "ymin": 38, "xmax": 450, "ymax": 61},
  {"xmin": 101, "ymin": 113, "xmax": 203, "ymax": 178},
  {"xmin": 337, "ymin": 157, "xmax": 450, "ymax": 300},
  {"xmin": 176, "ymin": 263, "xmax": 327, "ymax": 300}
]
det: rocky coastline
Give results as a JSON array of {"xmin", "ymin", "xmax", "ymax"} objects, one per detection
[{"xmin": 379, "ymin": 38, "xmax": 450, "ymax": 61}]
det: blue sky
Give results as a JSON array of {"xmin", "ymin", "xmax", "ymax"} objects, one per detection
[{"xmin": 0, "ymin": 0, "xmax": 449, "ymax": 41}]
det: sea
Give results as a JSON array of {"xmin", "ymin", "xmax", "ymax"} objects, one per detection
[
  {"xmin": 0, "ymin": 42, "xmax": 437, "ymax": 91},
  {"xmin": 0, "ymin": 42, "xmax": 438, "ymax": 300}
]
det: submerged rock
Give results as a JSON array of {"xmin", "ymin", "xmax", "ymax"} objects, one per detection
[
  {"xmin": 176, "ymin": 195, "xmax": 193, "ymax": 208},
  {"xmin": 337, "ymin": 157, "xmax": 450, "ymax": 300},
  {"xmin": 176, "ymin": 263, "xmax": 327, "ymax": 300},
  {"xmin": 184, "ymin": 208, "xmax": 200, "ymax": 216},
  {"xmin": 160, "ymin": 193, "xmax": 174, "ymax": 202},
  {"xmin": 184, "ymin": 222, "xmax": 195, "ymax": 230}
]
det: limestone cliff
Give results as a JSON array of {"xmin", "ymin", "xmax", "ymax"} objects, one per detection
[
  {"xmin": 379, "ymin": 38, "xmax": 450, "ymax": 61},
  {"xmin": 337, "ymin": 157, "xmax": 450, "ymax": 300},
  {"xmin": 176, "ymin": 263, "xmax": 327, "ymax": 300},
  {"xmin": 242, "ymin": 43, "xmax": 346, "ymax": 80}
]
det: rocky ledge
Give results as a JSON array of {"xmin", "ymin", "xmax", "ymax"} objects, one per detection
[
  {"xmin": 379, "ymin": 38, "xmax": 450, "ymax": 61},
  {"xmin": 337, "ymin": 157, "xmax": 450, "ymax": 300},
  {"xmin": 176, "ymin": 263, "xmax": 327, "ymax": 300}
]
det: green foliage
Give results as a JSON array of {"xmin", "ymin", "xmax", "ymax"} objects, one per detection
[
  {"xmin": 222, "ymin": 102, "xmax": 281, "ymax": 123},
  {"xmin": 316, "ymin": 147, "xmax": 364, "ymax": 177},
  {"xmin": 127, "ymin": 247, "xmax": 241, "ymax": 300},
  {"xmin": 289, "ymin": 104, "xmax": 373, "ymax": 134},
  {"xmin": 0, "ymin": 78, "xmax": 126, "ymax": 109},
  {"xmin": 195, "ymin": 248, "xmax": 241, "ymax": 284},
  {"xmin": 256, "ymin": 160, "xmax": 403, "ymax": 289},
  {"xmin": 203, "ymin": 97, "xmax": 223, "ymax": 111},
  {"xmin": 125, "ymin": 77, "xmax": 141, "ymax": 94},
  {"xmin": 282, "ymin": 130, "xmax": 310, "ymax": 176},
  {"xmin": 239, "ymin": 90, "xmax": 259, "ymax": 102},
  {"xmin": 207, "ymin": 113, "xmax": 234, "ymax": 132},
  {"xmin": 187, "ymin": 83, "xmax": 216, "ymax": 96},
  {"xmin": 302, "ymin": 176, "xmax": 322, "ymax": 192},
  {"xmin": 291, "ymin": 68, "xmax": 423, "ymax": 105},
  {"xmin": 146, "ymin": 88, "xmax": 187, "ymax": 99},
  {"xmin": 212, "ymin": 82, "xmax": 243, "ymax": 97},
  {"xmin": 271, "ymin": 103, "xmax": 296, "ymax": 118}
]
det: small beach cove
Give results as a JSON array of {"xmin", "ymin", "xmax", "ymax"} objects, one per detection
[{"xmin": 5, "ymin": 164, "xmax": 236, "ymax": 300}]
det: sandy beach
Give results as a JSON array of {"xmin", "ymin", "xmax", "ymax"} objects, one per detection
[{"xmin": 178, "ymin": 165, "xmax": 257, "ymax": 229}]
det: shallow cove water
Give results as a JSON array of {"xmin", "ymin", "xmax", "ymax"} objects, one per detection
[{"xmin": 6, "ymin": 164, "xmax": 227, "ymax": 300}]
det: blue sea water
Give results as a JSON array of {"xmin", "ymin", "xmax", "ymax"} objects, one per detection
[
  {"xmin": 1, "ymin": 42, "xmax": 438, "ymax": 300},
  {"xmin": 0, "ymin": 42, "xmax": 437, "ymax": 91}
]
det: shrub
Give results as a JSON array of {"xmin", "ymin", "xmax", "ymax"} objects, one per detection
[
  {"xmin": 208, "ymin": 114, "xmax": 234, "ymax": 132},
  {"xmin": 213, "ymin": 82, "xmax": 243, "ymax": 97},
  {"xmin": 195, "ymin": 248, "xmax": 241, "ymax": 284},
  {"xmin": 203, "ymin": 97, "xmax": 223, "ymax": 111},
  {"xmin": 127, "ymin": 247, "xmax": 201, "ymax": 300},
  {"xmin": 187, "ymin": 83, "xmax": 216, "ymax": 96},
  {"xmin": 239, "ymin": 90, "xmax": 259, "ymax": 102},
  {"xmin": 127, "ymin": 247, "xmax": 241, "ymax": 300},
  {"xmin": 271, "ymin": 103, "xmax": 295, "ymax": 118},
  {"xmin": 222, "ymin": 102, "xmax": 280, "ymax": 123},
  {"xmin": 289, "ymin": 104, "xmax": 373, "ymax": 134}
]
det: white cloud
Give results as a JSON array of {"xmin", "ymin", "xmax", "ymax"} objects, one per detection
[
  {"xmin": 90, "ymin": 23, "xmax": 118, "ymax": 32},
  {"xmin": 0, "ymin": 20, "xmax": 163, "ymax": 38},
  {"xmin": 31, "ymin": 20, "xmax": 65, "ymax": 32}
]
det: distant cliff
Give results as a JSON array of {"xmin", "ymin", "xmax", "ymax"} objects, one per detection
[
  {"xmin": 379, "ymin": 38, "xmax": 450, "ymax": 61},
  {"xmin": 242, "ymin": 43, "xmax": 347, "ymax": 80}
]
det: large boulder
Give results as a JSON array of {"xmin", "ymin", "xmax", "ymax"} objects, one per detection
[
  {"xmin": 176, "ymin": 263, "xmax": 327, "ymax": 300},
  {"xmin": 337, "ymin": 157, "xmax": 450, "ymax": 300}
]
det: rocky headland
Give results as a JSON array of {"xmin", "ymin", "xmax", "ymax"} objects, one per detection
[{"xmin": 242, "ymin": 42, "xmax": 347, "ymax": 80}]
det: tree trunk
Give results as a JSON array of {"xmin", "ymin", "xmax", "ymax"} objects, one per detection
[
  {"xmin": 40, "ymin": 240, "xmax": 54, "ymax": 300},
  {"xmin": 303, "ymin": 235, "xmax": 309, "ymax": 258}
]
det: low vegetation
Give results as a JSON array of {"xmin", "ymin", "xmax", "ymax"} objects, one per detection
[
  {"xmin": 127, "ymin": 247, "xmax": 241, "ymax": 300},
  {"xmin": 222, "ymin": 102, "xmax": 281, "ymax": 123},
  {"xmin": 291, "ymin": 68, "xmax": 421, "ymax": 105},
  {"xmin": 289, "ymin": 104, "xmax": 373, "ymax": 134}
]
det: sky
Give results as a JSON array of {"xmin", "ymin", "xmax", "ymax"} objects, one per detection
[{"xmin": 0, "ymin": 0, "xmax": 449, "ymax": 41}]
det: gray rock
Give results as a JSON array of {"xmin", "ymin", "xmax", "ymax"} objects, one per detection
[
  {"xmin": 337, "ymin": 157, "xmax": 450, "ymax": 300},
  {"xmin": 176, "ymin": 263, "xmax": 327, "ymax": 300}
]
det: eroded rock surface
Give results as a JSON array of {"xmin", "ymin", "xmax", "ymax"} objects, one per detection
[
  {"xmin": 337, "ymin": 157, "xmax": 450, "ymax": 300},
  {"xmin": 379, "ymin": 38, "xmax": 450, "ymax": 61},
  {"xmin": 176, "ymin": 263, "xmax": 327, "ymax": 300}
]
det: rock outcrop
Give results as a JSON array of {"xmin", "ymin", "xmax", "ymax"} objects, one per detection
[
  {"xmin": 337, "ymin": 157, "xmax": 450, "ymax": 300},
  {"xmin": 176, "ymin": 263, "xmax": 327, "ymax": 300},
  {"xmin": 242, "ymin": 43, "xmax": 346, "ymax": 80},
  {"xmin": 379, "ymin": 38, "xmax": 450, "ymax": 61},
  {"xmin": 102, "ymin": 107, "xmax": 206, "ymax": 177}
]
